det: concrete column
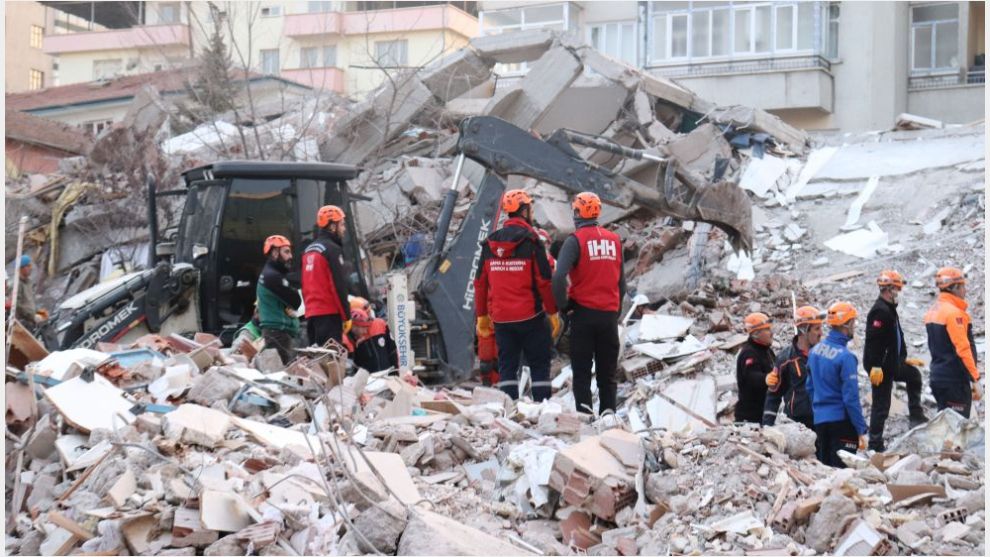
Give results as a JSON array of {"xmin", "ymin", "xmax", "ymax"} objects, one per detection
[{"xmin": 956, "ymin": 1, "xmax": 969, "ymax": 71}]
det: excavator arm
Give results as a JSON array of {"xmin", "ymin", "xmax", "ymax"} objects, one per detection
[{"xmin": 417, "ymin": 116, "xmax": 753, "ymax": 382}]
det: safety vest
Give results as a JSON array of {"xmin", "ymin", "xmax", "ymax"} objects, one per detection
[{"xmin": 567, "ymin": 225, "xmax": 622, "ymax": 312}]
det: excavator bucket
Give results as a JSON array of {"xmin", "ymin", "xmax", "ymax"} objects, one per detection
[{"xmin": 657, "ymin": 159, "xmax": 754, "ymax": 253}]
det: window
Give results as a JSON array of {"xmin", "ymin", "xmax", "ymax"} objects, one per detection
[
  {"xmin": 481, "ymin": 3, "xmax": 576, "ymax": 73},
  {"xmin": 93, "ymin": 58, "xmax": 123, "ymax": 80},
  {"xmin": 261, "ymin": 5, "xmax": 282, "ymax": 17},
  {"xmin": 308, "ymin": 1, "xmax": 335, "ymax": 12},
  {"xmin": 911, "ymin": 3, "xmax": 959, "ymax": 71},
  {"xmin": 29, "ymin": 69, "xmax": 44, "ymax": 90},
  {"xmin": 589, "ymin": 21, "xmax": 637, "ymax": 65},
  {"xmin": 30, "ymin": 25, "xmax": 43, "ymax": 49},
  {"xmin": 826, "ymin": 2, "xmax": 839, "ymax": 59},
  {"xmin": 83, "ymin": 119, "xmax": 114, "ymax": 135},
  {"xmin": 375, "ymin": 40, "xmax": 408, "ymax": 67},
  {"xmin": 261, "ymin": 49, "xmax": 280, "ymax": 74},
  {"xmin": 323, "ymin": 45, "xmax": 337, "ymax": 67},
  {"xmin": 301, "ymin": 47, "xmax": 319, "ymax": 68},
  {"xmin": 159, "ymin": 2, "xmax": 180, "ymax": 24},
  {"xmin": 651, "ymin": 1, "xmax": 826, "ymax": 63}
]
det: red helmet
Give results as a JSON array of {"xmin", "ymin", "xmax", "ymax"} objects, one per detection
[
  {"xmin": 572, "ymin": 192, "xmax": 602, "ymax": 219},
  {"xmin": 501, "ymin": 189, "xmax": 533, "ymax": 213},
  {"xmin": 743, "ymin": 312, "xmax": 772, "ymax": 334},
  {"xmin": 263, "ymin": 235, "xmax": 291, "ymax": 255},
  {"xmin": 876, "ymin": 270, "xmax": 905, "ymax": 290},
  {"xmin": 826, "ymin": 302, "xmax": 858, "ymax": 327},
  {"xmin": 317, "ymin": 205, "xmax": 345, "ymax": 228},
  {"xmin": 935, "ymin": 267, "xmax": 966, "ymax": 290}
]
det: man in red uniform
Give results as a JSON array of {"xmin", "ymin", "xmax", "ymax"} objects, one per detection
[
  {"xmin": 474, "ymin": 189, "xmax": 560, "ymax": 401},
  {"xmin": 552, "ymin": 192, "xmax": 625, "ymax": 415},
  {"xmin": 301, "ymin": 205, "xmax": 352, "ymax": 346}
]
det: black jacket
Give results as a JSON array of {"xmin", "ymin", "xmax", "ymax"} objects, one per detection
[
  {"xmin": 735, "ymin": 339, "xmax": 776, "ymax": 423},
  {"xmin": 863, "ymin": 296, "xmax": 906, "ymax": 374},
  {"xmin": 763, "ymin": 335, "xmax": 813, "ymax": 426}
]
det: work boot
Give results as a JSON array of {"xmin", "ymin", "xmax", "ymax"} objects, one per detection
[
  {"xmin": 868, "ymin": 436, "xmax": 885, "ymax": 453},
  {"xmin": 908, "ymin": 409, "xmax": 929, "ymax": 428},
  {"xmin": 595, "ymin": 409, "xmax": 622, "ymax": 432}
]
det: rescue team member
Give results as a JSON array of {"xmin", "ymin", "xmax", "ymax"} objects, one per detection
[
  {"xmin": 552, "ymin": 192, "xmax": 624, "ymax": 415},
  {"xmin": 807, "ymin": 302, "xmax": 867, "ymax": 468},
  {"xmin": 763, "ymin": 306, "xmax": 824, "ymax": 430},
  {"xmin": 474, "ymin": 189, "xmax": 560, "ymax": 401},
  {"xmin": 735, "ymin": 313, "xmax": 776, "ymax": 424},
  {"xmin": 302, "ymin": 205, "xmax": 352, "ymax": 346},
  {"xmin": 257, "ymin": 235, "xmax": 302, "ymax": 364},
  {"xmin": 349, "ymin": 307, "xmax": 399, "ymax": 372},
  {"xmin": 863, "ymin": 270, "xmax": 927, "ymax": 452},
  {"xmin": 924, "ymin": 267, "xmax": 981, "ymax": 418},
  {"xmin": 12, "ymin": 255, "xmax": 47, "ymax": 326}
]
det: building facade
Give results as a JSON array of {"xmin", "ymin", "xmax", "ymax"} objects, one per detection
[
  {"xmin": 4, "ymin": 1, "xmax": 56, "ymax": 93},
  {"xmin": 38, "ymin": 1, "xmax": 478, "ymax": 97},
  {"xmin": 478, "ymin": 1, "xmax": 985, "ymax": 132}
]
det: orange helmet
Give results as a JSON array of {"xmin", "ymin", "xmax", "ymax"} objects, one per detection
[
  {"xmin": 572, "ymin": 192, "xmax": 602, "ymax": 219},
  {"xmin": 877, "ymin": 270, "xmax": 904, "ymax": 290},
  {"xmin": 744, "ymin": 312, "xmax": 772, "ymax": 334},
  {"xmin": 794, "ymin": 306, "xmax": 825, "ymax": 327},
  {"xmin": 350, "ymin": 296, "xmax": 370, "ymax": 312},
  {"xmin": 350, "ymin": 308, "xmax": 372, "ymax": 326},
  {"xmin": 826, "ymin": 302, "xmax": 858, "ymax": 327},
  {"xmin": 263, "ymin": 234, "xmax": 291, "ymax": 255},
  {"xmin": 501, "ymin": 189, "xmax": 533, "ymax": 213},
  {"xmin": 935, "ymin": 267, "xmax": 966, "ymax": 290},
  {"xmin": 316, "ymin": 205, "xmax": 345, "ymax": 228}
]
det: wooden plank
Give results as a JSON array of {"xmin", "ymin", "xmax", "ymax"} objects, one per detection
[
  {"xmin": 47, "ymin": 511, "xmax": 95, "ymax": 541},
  {"xmin": 7, "ymin": 319, "xmax": 49, "ymax": 369}
]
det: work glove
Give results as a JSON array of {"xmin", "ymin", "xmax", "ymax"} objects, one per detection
[
  {"xmin": 858, "ymin": 436, "xmax": 868, "ymax": 451},
  {"xmin": 869, "ymin": 367, "xmax": 884, "ymax": 387},
  {"xmin": 343, "ymin": 319, "xmax": 353, "ymax": 335},
  {"xmin": 904, "ymin": 358, "xmax": 925, "ymax": 367},
  {"xmin": 973, "ymin": 382, "xmax": 983, "ymax": 402},
  {"xmin": 476, "ymin": 315, "xmax": 494, "ymax": 338},
  {"xmin": 36, "ymin": 308, "xmax": 49, "ymax": 320},
  {"xmin": 765, "ymin": 369, "xmax": 780, "ymax": 389},
  {"xmin": 549, "ymin": 312, "xmax": 562, "ymax": 339}
]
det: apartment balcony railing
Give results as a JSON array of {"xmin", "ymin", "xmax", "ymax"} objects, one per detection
[
  {"xmin": 43, "ymin": 24, "xmax": 189, "ymax": 54},
  {"xmin": 909, "ymin": 69, "xmax": 985, "ymax": 90},
  {"xmin": 283, "ymin": 4, "xmax": 476, "ymax": 38},
  {"xmin": 652, "ymin": 54, "xmax": 831, "ymax": 79}
]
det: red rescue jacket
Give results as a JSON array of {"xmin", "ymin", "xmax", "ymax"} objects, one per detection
[
  {"xmin": 567, "ymin": 225, "xmax": 622, "ymax": 312},
  {"xmin": 301, "ymin": 230, "xmax": 350, "ymax": 318},
  {"xmin": 474, "ymin": 217, "xmax": 557, "ymax": 323}
]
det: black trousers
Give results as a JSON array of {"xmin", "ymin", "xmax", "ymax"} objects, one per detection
[
  {"xmin": 307, "ymin": 314, "xmax": 343, "ymax": 347},
  {"xmin": 815, "ymin": 419, "xmax": 859, "ymax": 469},
  {"xmin": 494, "ymin": 315, "xmax": 552, "ymax": 401},
  {"xmin": 870, "ymin": 362, "xmax": 923, "ymax": 448},
  {"xmin": 261, "ymin": 328, "xmax": 295, "ymax": 366},
  {"xmin": 931, "ymin": 381, "xmax": 972, "ymax": 419},
  {"xmin": 569, "ymin": 306, "xmax": 619, "ymax": 415}
]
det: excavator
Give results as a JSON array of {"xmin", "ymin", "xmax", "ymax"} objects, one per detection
[{"xmin": 39, "ymin": 116, "xmax": 752, "ymax": 384}]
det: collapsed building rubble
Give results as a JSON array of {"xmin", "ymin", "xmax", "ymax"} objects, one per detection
[{"xmin": 5, "ymin": 28, "xmax": 986, "ymax": 557}]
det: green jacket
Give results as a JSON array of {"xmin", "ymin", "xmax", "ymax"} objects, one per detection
[{"xmin": 257, "ymin": 260, "xmax": 301, "ymax": 336}]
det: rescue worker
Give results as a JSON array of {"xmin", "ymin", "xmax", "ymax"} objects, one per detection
[
  {"xmin": 924, "ymin": 267, "xmax": 981, "ymax": 418},
  {"xmin": 302, "ymin": 205, "xmax": 352, "ymax": 346},
  {"xmin": 474, "ymin": 189, "xmax": 560, "ymax": 401},
  {"xmin": 13, "ymin": 255, "xmax": 47, "ymax": 327},
  {"xmin": 763, "ymin": 306, "xmax": 824, "ymax": 430},
  {"xmin": 735, "ymin": 312, "xmax": 776, "ymax": 424},
  {"xmin": 257, "ymin": 235, "xmax": 301, "ymax": 365},
  {"xmin": 807, "ymin": 302, "xmax": 868, "ymax": 468},
  {"xmin": 552, "ymin": 192, "xmax": 625, "ymax": 415},
  {"xmin": 349, "ymin": 307, "xmax": 399, "ymax": 372},
  {"xmin": 863, "ymin": 270, "xmax": 927, "ymax": 452}
]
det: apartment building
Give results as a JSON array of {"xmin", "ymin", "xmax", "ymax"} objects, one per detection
[
  {"xmin": 37, "ymin": 1, "xmax": 478, "ymax": 97},
  {"xmin": 4, "ymin": 1, "xmax": 55, "ymax": 93},
  {"xmin": 478, "ymin": 1, "xmax": 985, "ymax": 132}
]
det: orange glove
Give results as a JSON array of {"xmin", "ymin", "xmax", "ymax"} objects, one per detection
[
  {"xmin": 549, "ymin": 313, "xmax": 562, "ymax": 339},
  {"xmin": 858, "ymin": 436, "xmax": 867, "ymax": 451},
  {"xmin": 765, "ymin": 369, "xmax": 780, "ymax": 389},
  {"xmin": 869, "ymin": 367, "xmax": 884, "ymax": 387},
  {"xmin": 36, "ymin": 308, "xmax": 49, "ymax": 320},
  {"xmin": 904, "ymin": 358, "xmax": 925, "ymax": 367},
  {"xmin": 343, "ymin": 319, "xmax": 353, "ymax": 335},
  {"xmin": 476, "ymin": 315, "xmax": 494, "ymax": 338}
]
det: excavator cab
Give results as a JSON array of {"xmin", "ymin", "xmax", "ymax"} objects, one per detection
[{"xmin": 172, "ymin": 161, "xmax": 369, "ymax": 342}]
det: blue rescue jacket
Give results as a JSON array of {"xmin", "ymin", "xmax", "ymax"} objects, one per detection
[{"xmin": 806, "ymin": 330, "xmax": 867, "ymax": 434}]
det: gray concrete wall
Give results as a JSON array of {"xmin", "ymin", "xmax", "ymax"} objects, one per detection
[
  {"xmin": 675, "ymin": 68, "xmax": 832, "ymax": 113},
  {"xmin": 907, "ymin": 85, "xmax": 985, "ymax": 123}
]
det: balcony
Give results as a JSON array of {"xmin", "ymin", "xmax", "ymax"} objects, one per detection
[
  {"xmin": 651, "ymin": 55, "xmax": 834, "ymax": 114},
  {"xmin": 909, "ymin": 68, "xmax": 986, "ymax": 90},
  {"xmin": 283, "ymin": 4, "xmax": 476, "ymax": 38},
  {"xmin": 43, "ymin": 24, "xmax": 189, "ymax": 55},
  {"xmin": 280, "ymin": 67, "xmax": 345, "ymax": 93}
]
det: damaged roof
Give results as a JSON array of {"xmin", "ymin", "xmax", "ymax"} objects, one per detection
[{"xmin": 4, "ymin": 108, "xmax": 93, "ymax": 154}]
